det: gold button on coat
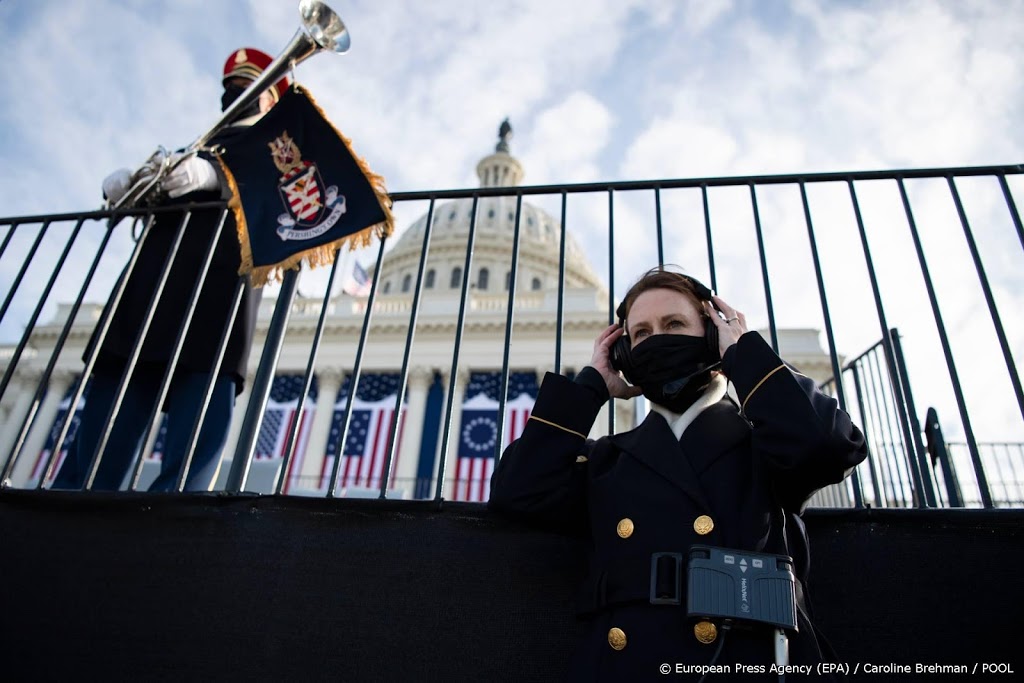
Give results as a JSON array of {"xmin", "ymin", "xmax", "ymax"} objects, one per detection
[
  {"xmin": 693, "ymin": 515, "xmax": 714, "ymax": 535},
  {"xmin": 608, "ymin": 627, "xmax": 627, "ymax": 650},
  {"xmin": 616, "ymin": 518, "xmax": 634, "ymax": 539},
  {"xmin": 694, "ymin": 621, "xmax": 718, "ymax": 644}
]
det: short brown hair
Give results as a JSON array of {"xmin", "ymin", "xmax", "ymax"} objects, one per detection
[{"xmin": 617, "ymin": 266, "xmax": 709, "ymax": 326}]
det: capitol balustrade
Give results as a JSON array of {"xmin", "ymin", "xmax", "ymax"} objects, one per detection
[{"xmin": 1, "ymin": 164, "xmax": 1023, "ymax": 509}]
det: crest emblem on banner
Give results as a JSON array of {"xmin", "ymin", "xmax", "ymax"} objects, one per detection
[{"xmin": 270, "ymin": 132, "xmax": 348, "ymax": 241}]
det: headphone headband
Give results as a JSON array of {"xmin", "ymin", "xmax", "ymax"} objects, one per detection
[{"xmin": 615, "ymin": 273, "xmax": 714, "ymax": 324}]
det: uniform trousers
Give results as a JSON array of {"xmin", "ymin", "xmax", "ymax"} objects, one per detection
[{"xmin": 51, "ymin": 366, "xmax": 234, "ymax": 492}]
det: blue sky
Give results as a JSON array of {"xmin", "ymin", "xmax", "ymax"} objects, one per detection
[
  {"xmin": 1, "ymin": 0, "xmax": 1022, "ymax": 444},
  {"xmin": 3, "ymin": 0, "xmax": 1022, "ymax": 214}
]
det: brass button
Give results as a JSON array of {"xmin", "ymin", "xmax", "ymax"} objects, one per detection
[
  {"xmin": 575, "ymin": 455, "xmax": 588, "ymax": 463},
  {"xmin": 693, "ymin": 514, "xmax": 714, "ymax": 535},
  {"xmin": 608, "ymin": 627, "xmax": 627, "ymax": 651},
  {"xmin": 694, "ymin": 621, "xmax": 718, "ymax": 644},
  {"xmin": 616, "ymin": 518, "xmax": 634, "ymax": 539}
]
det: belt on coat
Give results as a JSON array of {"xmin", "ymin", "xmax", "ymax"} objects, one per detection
[{"xmin": 577, "ymin": 551, "xmax": 808, "ymax": 621}]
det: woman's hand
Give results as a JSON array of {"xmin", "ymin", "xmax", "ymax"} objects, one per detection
[
  {"xmin": 704, "ymin": 295, "xmax": 748, "ymax": 358},
  {"xmin": 591, "ymin": 324, "xmax": 643, "ymax": 400}
]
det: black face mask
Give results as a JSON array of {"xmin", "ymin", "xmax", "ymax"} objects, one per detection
[
  {"xmin": 221, "ymin": 82, "xmax": 261, "ymax": 118},
  {"xmin": 627, "ymin": 334, "xmax": 720, "ymax": 413}
]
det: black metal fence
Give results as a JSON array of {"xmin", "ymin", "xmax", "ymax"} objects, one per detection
[
  {"xmin": 817, "ymin": 333, "xmax": 1024, "ymax": 508},
  {"xmin": 2, "ymin": 163, "xmax": 1022, "ymax": 507}
]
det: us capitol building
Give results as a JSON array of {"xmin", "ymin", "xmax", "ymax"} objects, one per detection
[{"xmin": 0, "ymin": 124, "xmax": 836, "ymax": 501}]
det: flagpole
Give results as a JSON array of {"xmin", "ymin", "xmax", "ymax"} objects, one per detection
[{"xmin": 226, "ymin": 269, "xmax": 301, "ymax": 492}]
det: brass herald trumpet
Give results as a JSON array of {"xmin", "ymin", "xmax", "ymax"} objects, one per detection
[{"xmin": 111, "ymin": 0, "xmax": 351, "ymax": 212}]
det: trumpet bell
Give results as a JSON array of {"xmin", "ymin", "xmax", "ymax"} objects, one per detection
[{"xmin": 299, "ymin": 0, "xmax": 351, "ymax": 54}]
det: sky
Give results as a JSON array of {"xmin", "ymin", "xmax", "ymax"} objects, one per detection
[{"xmin": 1, "ymin": 0, "xmax": 1023, "ymax": 455}]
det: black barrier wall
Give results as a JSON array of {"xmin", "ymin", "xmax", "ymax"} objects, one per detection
[{"xmin": 1, "ymin": 492, "xmax": 1020, "ymax": 682}]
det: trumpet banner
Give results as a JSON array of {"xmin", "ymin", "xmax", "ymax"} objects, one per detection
[{"xmin": 216, "ymin": 85, "xmax": 393, "ymax": 287}]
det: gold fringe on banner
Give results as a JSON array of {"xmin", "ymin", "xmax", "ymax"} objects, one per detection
[{"xmin": 222, "ymin": 84, "xmax": 395, "ymax": 288}]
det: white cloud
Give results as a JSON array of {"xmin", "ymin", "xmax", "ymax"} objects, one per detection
[
  {"xmin": 521, "ymin": 91, "xmax": 613, "ymax": 184},
  {"xmin": 621, "ymin": 118, "xmax": 739, "ymax": 178}
]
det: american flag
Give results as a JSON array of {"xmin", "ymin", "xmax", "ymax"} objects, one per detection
[
  {"xmin": 454, "ymin": 371, "xmax": 538, "ymax": 502},
  {"xmin": 342, "ymin": 259, "xmax": 371, "ymax": 297},
  {"xmin": 255, "ymin": 374, "xmax": 317, "ymax": 493},
  {"xmin": 321, "ymin": 373, "xmax": 406, "ymax": 493},
  {"xmin": 33, "ymin": 378, "xmax": 87, "ymax": 485}
]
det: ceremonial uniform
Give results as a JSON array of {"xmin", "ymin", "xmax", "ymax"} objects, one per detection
[
  {"xmin": 53, "ymin": 48, "xmax": 286, "ymax": 493},
  {"xmin": 489, "ymin": 331, "xmax": 867, "ymax": 682},
  {"xmin": 89, "ymin": 124, "xmax": 261, "ymax": 392}
]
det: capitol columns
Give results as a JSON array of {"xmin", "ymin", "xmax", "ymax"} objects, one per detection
[
  {"xmin": 300, "ymin": 367, "xmax": 343, "ymax": 488},
  {"xmin": 395, "ymin": 366, "xmax": 431, "ymax": 498}
]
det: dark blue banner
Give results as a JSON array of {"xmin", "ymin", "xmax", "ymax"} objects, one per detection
[{"xmin": 217, "ymin": 85, "xmax": 393, "ymax": 286}]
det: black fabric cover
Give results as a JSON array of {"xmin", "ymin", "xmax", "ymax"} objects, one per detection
[{"xmin": 0, "ymin": 491, "xmax": 1019, "ymax": 682}]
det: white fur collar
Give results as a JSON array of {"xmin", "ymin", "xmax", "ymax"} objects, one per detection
[{"xmin": 649, "ymin": 374, "xmax": 728, "ymax": 441}]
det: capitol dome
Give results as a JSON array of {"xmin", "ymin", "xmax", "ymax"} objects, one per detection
[{"xmin": 371, "ymin": 121, "xmax": 604, "ymax": 297}]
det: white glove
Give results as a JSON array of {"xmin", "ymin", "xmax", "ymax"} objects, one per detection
[
  {"xmin": 162, "ymin": 153, "xmax": 220, "ymax": 198},
  {"xmin": 102, "ymin": 168, "xmax": 133, "ymax": 204}
]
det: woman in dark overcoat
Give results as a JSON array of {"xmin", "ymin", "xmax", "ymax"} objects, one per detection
[{"xmin": 489, "ymin": 267, "xmax": 867, "ymax": 682}]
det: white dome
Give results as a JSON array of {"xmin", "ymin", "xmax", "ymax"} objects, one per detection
[{"xmin": 370, "ymin": 127, "xmax": 603, "ymax": 295}]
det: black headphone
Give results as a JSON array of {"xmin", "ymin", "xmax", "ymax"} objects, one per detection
[{"xmin": 610, "ymin": 274, "xmax": 720, "ymax": 384}]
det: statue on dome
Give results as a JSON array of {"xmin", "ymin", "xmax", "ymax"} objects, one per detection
[{"xmin": 496, "ymin": 118, "xmax": 513, "ymax": 153}]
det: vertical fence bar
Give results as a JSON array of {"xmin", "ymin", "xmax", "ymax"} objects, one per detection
[
  {"xmin": 225, "ymin": 268, "xmax": 300, "ymax": 493},
  {"xmin": 882, "ymin": 339, "xmax": 923, "ymax": 507},
  {"xmin": 896, "ymin": 178, "xmax": 989, "ymax": 508},
  {"xmin": 0, "ymin": 222, "xmax": 16, "ymax": 262},
  {"xmin": 947, "ymin": 176, "xmax": 1024, "ymax": 423},
  {"xmin": 997, "ymin": 175, "xmax": 1024, "ymax": 253},
  {"xmin": 555, "ymin": 192, "xmax": 568, "ymax": 375},
  {"xmin": 1, "ymin": 219, "xmax": 105, "ymax": 483},
  {"xmin": 0, "ymin": 219, "xmax": 85, "ymax": 405},
  {"xmin": 607, "ymin": 189, "xmax": 616, "ymax": 435},
  {"xmin": 328, "ymin": 235, "xmax": 389, "ymax": 498},
  {"xmin": 992, "ymin": 444, "xmax": 1015, "ymax": 506},
  {"xmin": 888, "ymin": 328, "xmax": 937, "ymax": 507},
  {"xmin": 175, "ymin": 279, "xmax": 246, "ymax": 492},
  {"xmin": 379, "ymin": 200, "xmax": 437, "ymax": 498},
  {"xmin": 434, "ymin": 196, "xmax": 481, "ymax": 502},
  {"xmin": 273, "ymin": 251, "xmax": 343, "ymax": 495},
  {"xmin": 701, "ymin": 186, "xmax": 717, "ymax": 292},
  {"xmin": 798, "ymin": 183, "xmax": 847, "ymax": 413},
  {"xmin": 846, "ymin": 181, "xmax": 925, "ymax": 503},
  {"xmin": 654, "ymin": 187, "xmax": 665, "ymax": 267},
  {"xmin": 36, "ymin": 214, "xmax": 156, "ymax": 488},
  {"xmin": 1001, "ymin": 444, "xmax": 1024, "ymax": 506},
  {"xmin": 748, "ymin": 184, "xmax": 778, "ymax": 353},
  {"xmin": 0, "ymin": 221, "xmax": 51, "ymax": 325},
  {"xmin": 125, "ymin": 209, "xmax": 229, "ymax": 490},
  {"xmin": 495, "ymin": 195, "xmax": 524, "ymax": 461},
  {"xmin": 851, "ymin": 365, "xmax": 883, "ymax": 506},
  {"xmin": 84, "ymin": 211, "xmax": 194, "ymax": 491},
  {"xmin": 864, "ymin": 349, "xmax": 904, "ymax": 506}
]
